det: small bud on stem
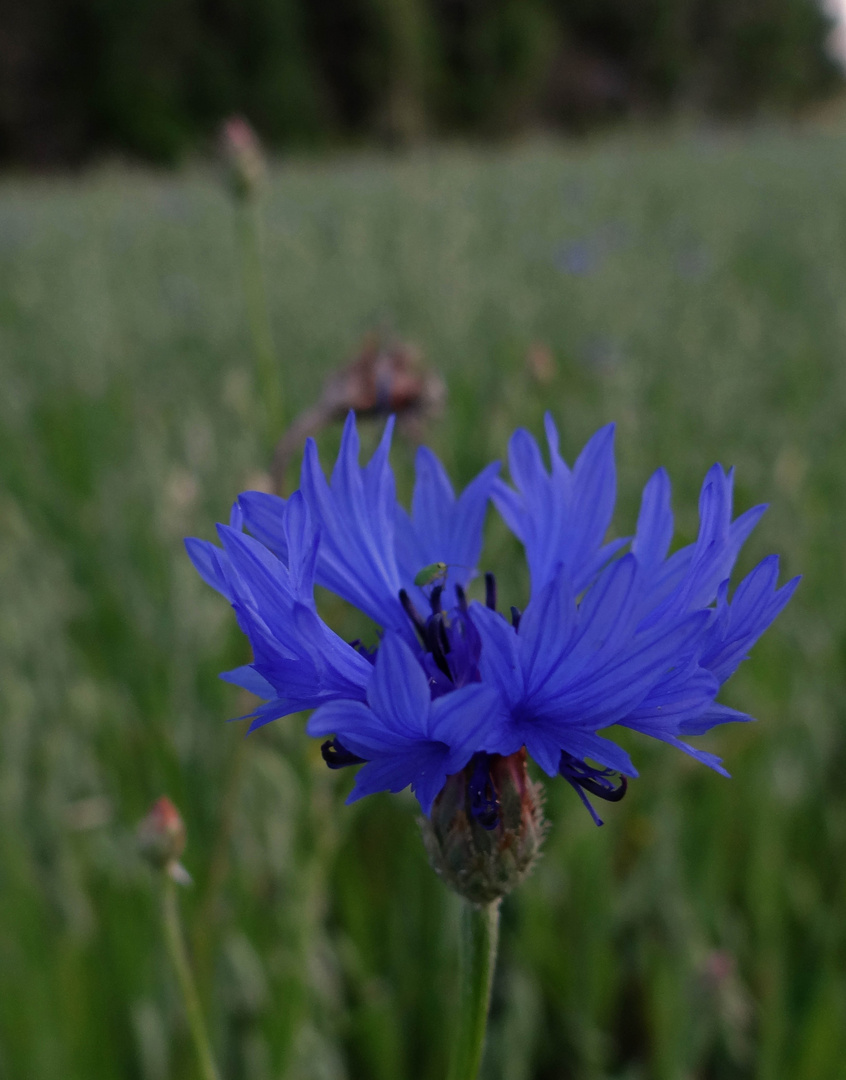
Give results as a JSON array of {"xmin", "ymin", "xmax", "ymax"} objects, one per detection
[
  {"xmin": 219, "ymin": 116, "xmax": 266, "ymax": 202},
  {"xmin": 137, "ymin": 796, "xmax": 191, "ymax": 883}
]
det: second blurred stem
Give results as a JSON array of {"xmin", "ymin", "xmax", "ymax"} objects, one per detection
[
  {"xmin": 163, "ymin": 874, "xmax": 221, "ymax": 1080},
  {"xmin": 236, "ymin": 196, "xmax": 283, "ymax": 446}
]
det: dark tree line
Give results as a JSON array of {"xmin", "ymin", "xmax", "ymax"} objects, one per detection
[{"xmin": 0, "ymin": 0, "xmax": 841, "ymax": 165}]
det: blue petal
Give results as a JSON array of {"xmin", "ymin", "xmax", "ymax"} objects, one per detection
[
  {"xmin": 209, "ymin": 528, "xmax": 371, "ymax": 716},
  {"xmin": 671, "ymin": 467, "xmax": 767, "ymax": 614},
  {"xmin": 395, "ymin": 455, "xmax": 500, "ymax": 605},
  {"xmin": 561, "ymin": 554, "xmax": 640, "ymax": 674},
  {"xmin": 679, "ymin": 703, "xmax": 754, "ymax": 736},
  {"xmin": 522, "ymin": 725, "xmax": 568, "ymax": 776},
  {"xmin": 237, "ymin": 490, "xmax": 289, "ymax": 560},
  {"xmin": 366, "ymin": 633, "xmax": 432, "ymax": 734},
  {"xmin": 184, "ymin": 537, "xmax": 232, "ymax": 598},
  {"xmin": 471, "ymin": 603, "xmax": 525, "ymax": 708},
  {"xmin": 493, "ymin": 419, "xmax": 622, "ymax": 598},
  {"xmin": 556, "ymin": 731, "xmax": 638, "ymax": 777},
  {"xmin": 304, "ymin": 699, "xmax": 371, "ymax": 743},
  {"xmin": 620, "ymin": 663, "xmax": 719, "ymax": 735},
  {"xmin": 566, "ymin": 422, "xmax": 617, "ymax": 584},
  {"xmin": 220, "ymin": 664, "xmax": 276, "ymax": 698},
  {"xmin": 699, "ymin": 557, "xmax": 800, "ymax": 683},
  {"xmin": 217, "ymin": 526, "xmax": 301, "ymax": 622},
  {"xmin": 412, "ymin": 748, "xmax": 457, "ymax": 815},
  {"xmin": 281, "ymin": 491, "xmax": 319, "ymax": 599},
  {"xmin": 428, "ymin": 683, "xmax": 503, "ymax": 768},
  {"xmin": 346, "ymin": 745, "xmax": 452, "ymax": 815},
  {"xmin": 632, "ymin": 468, "xmax": 673, "ymax": 571},
  {"xmin": 535, "ymin": 611, "xmax": 711, "ymax": 728},
  {"xmin": 298, "ymin": 416, "xmax": 407, "ymax": 631},
  {"xmin": 515, "ymin": 571, "xmax": 577, "ymax": 690},
  {"xmin": 346, "ymin": 754, "xmax": 425, "ymax": 801},
  {"xmin": 649, "ymin": 733, "xmax": 731, "ymax": 777},
  {"xmin": 490, "ymin": 478, "xmax": 526, "ymax": 544},
  {"xmin": 411, "ymin": 446, "xmax": 455, "ymax": 528}
]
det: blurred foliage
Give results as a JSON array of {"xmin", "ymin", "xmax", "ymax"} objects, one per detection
[
  {"xmin": 1, "ymin": 126, "xmax": 845, "ymax": 1078},
  {"xmin": 0, "ymin": 0, "xmax": 841, "ymax": 164}
]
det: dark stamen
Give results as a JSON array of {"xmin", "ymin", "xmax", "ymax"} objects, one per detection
[
  {"xmin": 510, "ymin": 606, "xmax": 521, "ymax": 631},
  {"xmin": 321, "ymin": 738, "xmax": 367, "ymax": 770},
  {"xmin": 438, "ymin": 618, "xmax": 451, "ymax": 654},
  {"xmin": 399, "ymin": 588, "xmax": 427, "ymax": 646},
  {"xmin": 559, "ymin": 751, "xmax": 629, "ymax": 820},
  {"xmin": 468, "ymin": 753, "xmax": 499, "ymax": 829},
  {"xmin": 485, "ymin": 572, "xmax": 497, "ymax": 612},
  {"xmin": 578, "ymin": 774, "xmax": 628, "ymax": 802},
  {"xmin": 426, "ymin": 615, "xmax": 453, "ymax": 680},
  {"xmin": 455, "ymin": 584, "xmax": 468, "ymax": 612},
  {"xmin": 429, "ymin": 584, "xmax": 444, "ymax": 616}
]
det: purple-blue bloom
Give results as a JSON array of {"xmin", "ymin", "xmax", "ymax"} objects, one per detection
[{"xmin": 186, "ymin": 412, "xmax": 798, "ymax": 826}]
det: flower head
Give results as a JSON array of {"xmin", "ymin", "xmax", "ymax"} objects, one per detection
[{"xmin": 187, "ymin": 413, "xmax": 798, "ymax": 853}]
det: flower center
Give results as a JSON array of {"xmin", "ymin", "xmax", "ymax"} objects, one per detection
[{"xmin": 398, "ymin": 580, "xmax": 483, "ymax": 692}]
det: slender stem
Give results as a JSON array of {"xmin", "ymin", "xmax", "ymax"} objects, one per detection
[
  {"xmin": 236, "ymin": 198, "xmax": 283, "ymax": 445},
  {"xmin": 447, "ymin": 899, "xmax": 501, "ymax": 1080},
  {"xmin": 162, "ymin": 874, "xmax": 221, "ymax": 1080}
]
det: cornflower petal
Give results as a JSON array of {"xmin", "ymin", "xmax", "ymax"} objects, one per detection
[
  {"xmin": 699, "ymin": 556, "xmax": 800, "ymax": 682},
  {"xmin": 185, "ymin": 504, "xmax": 371, "ymax": 724},
  {"xmin": 395, "ymin": 452, "xmax": 500, "ymax": 605},
  {"xmin": 220, "ymin": 665, "xmax": 276, "ymax": 699},
  {"xmin": 240, "ymin": 414, "xmax": 497, "ymax": 637},
  {"xmin": 307, "ymin": 634, "xmax": 499, "ymax": 813},
  {"xmin": 557, "ymin": 731, "xmax": 638, "ymax": 777},
  {"xmin": 493, "ymin": 416, "xmax": 621, "ymax": 596},
  {"xmin": 620, "ymin": 664, "xmax": 720, "ymax": 735},
  {"xmin": 366, "ymin": 633, "xmax": 431, "ymax": 728},
  {"xmin": 631, "ymin": 468, "xmax": 673, "ymax": 572},
  {"xmin": 429, "ymin": 683, "xmax": 503, "ymax": 768},
  {"xmin": 513, "ymin": 570, "xmax": 577, "ymax": 689},
  {"xmin": 185, "ymin": 537, "xmax": 232, "ymax": 598},
  {"xmin": 541, "ymin": 611, "xmax": 711, "ymax": 726},
  {"xmin": 679, "ymin": 703, "xmax": 754, "ymax": 736},
  {"xmin": 566, "ymin": 422, "xmax": 617, "ymax": 580},
  {"xmin": 299, "ymin": 414, "xmax": 405, "ymax": 629}
]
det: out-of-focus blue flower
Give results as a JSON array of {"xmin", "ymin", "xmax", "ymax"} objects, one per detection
[{"xmin": 187, "ymin": 412, "xmax": 798, "ymax": 825}]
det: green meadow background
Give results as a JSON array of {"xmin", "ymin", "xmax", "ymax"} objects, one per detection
[{"xmin": 0, "ymin": 126, "xmax": 842, "ymax": 1079}]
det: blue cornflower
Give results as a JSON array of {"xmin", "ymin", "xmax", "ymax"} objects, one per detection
[{"xmin": 187, "ymin": 412, "xmax": 798, "ymax": 835}]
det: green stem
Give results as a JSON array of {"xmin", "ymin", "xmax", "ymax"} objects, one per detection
[
  {"xmin": 236, "ymin": 198, "xmax": 282, "ymax": 445},
  {"xmin": 162, "ymin": 874, "xmax": 221, "ymax": 1080},
  {"xmin": 447, "ymin": 900, "xmax": 501, "ymax": 1080}
]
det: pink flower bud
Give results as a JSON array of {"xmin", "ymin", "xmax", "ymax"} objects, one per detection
[
  {"xmin": 219, "ymin": 116, "xmax": 266, "ymax": 200},
  {"xmin": 137, "ymin": 796, "xmax": 187, "ymax": 872}
]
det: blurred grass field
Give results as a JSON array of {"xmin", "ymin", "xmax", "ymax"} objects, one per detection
[{"xmin": 0, "ymin": 127, "xmax": 843, "ymax": 1080}]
